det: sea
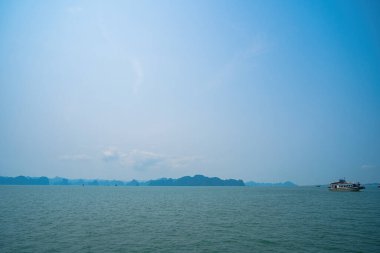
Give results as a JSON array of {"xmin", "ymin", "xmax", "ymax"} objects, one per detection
[{"xmin": 0, "ymin": 186, "xmax": 379, "ymax": 252}]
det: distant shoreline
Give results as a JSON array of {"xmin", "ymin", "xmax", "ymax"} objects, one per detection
[{"xmin": 0, "ymin": 175, "xmax": 299, "ymax": 187}]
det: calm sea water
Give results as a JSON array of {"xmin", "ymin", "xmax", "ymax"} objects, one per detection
[{"xmin": 0, "ymin": 186, "xmax": 379, "ymax": 252}]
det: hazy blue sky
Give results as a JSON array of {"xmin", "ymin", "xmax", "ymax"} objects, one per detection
[{"xmin": 0, "ymin": 0, "xmax": 379, "ymax": 185}]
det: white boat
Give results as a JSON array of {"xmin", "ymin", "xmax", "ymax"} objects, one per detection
[{"xmin": 329, "ymin": 179, "xmax": 364, "ymax": 192}]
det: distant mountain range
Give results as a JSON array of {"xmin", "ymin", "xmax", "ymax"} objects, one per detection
[
  {"xmin": 0, "ymin": 175, "xmax": 297, "ymax": 187},
  {"xmin": 0, "ymin": 176, "xmax": 49, "ymax": 185},
  {"xmin": 0, "ymin": 175, "xmax": 244, "ymax": 186},
  {"xmin": 146, "ymin": 175, "xmax": 244, "ymax": 186}
]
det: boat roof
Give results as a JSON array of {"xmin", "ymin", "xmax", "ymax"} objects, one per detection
[{"xmin": 330, "ymin": 181, "xmax": 355, "ymax": 184}]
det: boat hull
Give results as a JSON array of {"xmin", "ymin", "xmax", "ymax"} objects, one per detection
[{"xmin": 329, "ymin": 187, "xmax": 360, "ymax": 192}]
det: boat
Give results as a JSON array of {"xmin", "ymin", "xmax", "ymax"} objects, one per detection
[{"xmin": 329, "ymin": 179, "xmax": 365, "ymax": 192}]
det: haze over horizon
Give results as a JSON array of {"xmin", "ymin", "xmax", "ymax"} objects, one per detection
[{"xmin": 1, "ymin": 0, "xmax": 379, "ymax": 185}]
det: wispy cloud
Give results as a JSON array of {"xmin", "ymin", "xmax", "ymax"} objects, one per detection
[
  {"xmin": 241, "ymin": 40, "xmax": 268, "ymax": 59},
  {"xmin": 209, "ymin": 36, "xmax": 269, "ymax": 88},
  {"xmin": 167, "ymin": 156, "xmax": 201, "ymax": 169},
  {"xmin": 59, "ymin": 154, "xmax": 92, "ymax": 161},
  {"xmin": 102, "ymin": 147, "xmax": 200, "ymax": 172},
  {"xmin": 94, "ymin": 3, "xmax": 144, "ymax": 96},
  {"xmin": 67, "ymin": 6, "xmax": 83, "ymax": 14},
  {"xmin": 361, "ymin": 164, "xmax": 379, "ymax": 170},
  {"xmin": 131, "ymin": 60, "xmax": 144, "ymax": 95},
  {"xmin": 121, "ymin": 150, "xmax": 163, "ymax": 171}
]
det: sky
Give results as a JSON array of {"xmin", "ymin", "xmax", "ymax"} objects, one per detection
[{"xmin": 0, "ymin": 0, "xmax": 379, "ymax": 185}]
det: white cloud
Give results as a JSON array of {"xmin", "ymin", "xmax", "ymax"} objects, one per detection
[{"xmin": 102, "ymin": 147, "xmax": 121, "ymax": 161}]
